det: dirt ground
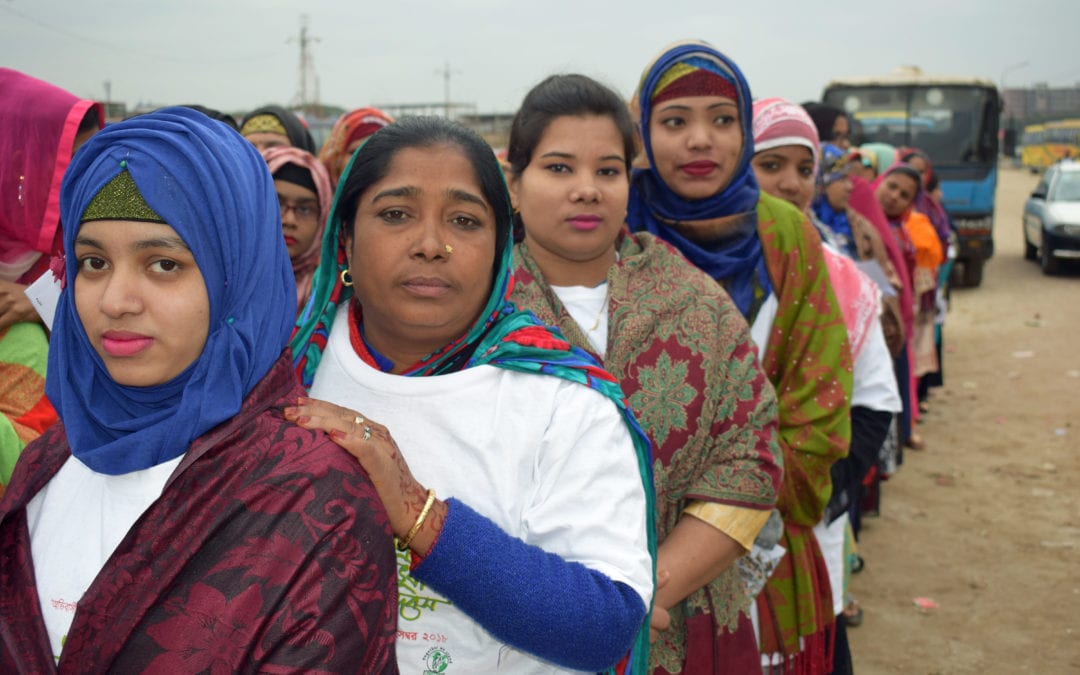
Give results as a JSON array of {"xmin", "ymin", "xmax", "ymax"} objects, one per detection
[{"xmin": 847, "ymin": 164, "xmax": 1080, "ymax": 673}]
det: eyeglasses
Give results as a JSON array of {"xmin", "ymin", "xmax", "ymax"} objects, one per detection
[{"xmin": 278, "ymin": 197, "xmax": 319, "ymax": 223}]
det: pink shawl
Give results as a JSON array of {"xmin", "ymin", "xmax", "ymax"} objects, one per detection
[
  {"xmin": 261, "ymin": 147, "xmax": 332, "ymax": 310},
  {"xmin": 848, "ymin": 175, "xmax": 913, "ymax": 336},
  {"xmin": 823, "ymin": 247, "xmax": 879, "ymax": 359},
  {"xmin": 0, "ymin": 69, "xmax": 103, "ymax": 282}
]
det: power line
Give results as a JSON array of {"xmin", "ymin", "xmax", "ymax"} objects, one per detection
[{"xmin": 0, "ymin": 4, "xmax": 279, "ymax": 65}]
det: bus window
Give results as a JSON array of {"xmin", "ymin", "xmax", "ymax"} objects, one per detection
[{"xmin": 829, "ymin": 85, "xmax": 994, "ymax": 167}]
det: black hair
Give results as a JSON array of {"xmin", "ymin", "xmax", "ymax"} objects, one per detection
[
  {"xmin": 508, "ymin": 74, "xmax": 636, "ymax": 176},
  {"xmin": 183, "ymin": 104, "xmax": 240, "ymax": 131},
  {"xmin": 506, "ymin": 74, "xmax": 635, "ymax": 242},
  {"xmin": 77, "ymin": 106, "xmax": 100, "ymax": 133},
  {"xmin": 882, "ymin": 163, "xmax": 924, "ymax": 194},
  {"xmin": 802, "ymin": 102, "xmax": 848, "ymax": 143},
  {"xmin": 925, "ymin": 172, "xmax": 940, "ymax": 192},
  {"xmin": 336, "ymin": 116, "xmax": 511, "ymax": 261}
]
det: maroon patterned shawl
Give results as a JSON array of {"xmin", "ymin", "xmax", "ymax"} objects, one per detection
[{"xmin": 0, "ymin": 355, "xmax": 398, "ymax": 673}]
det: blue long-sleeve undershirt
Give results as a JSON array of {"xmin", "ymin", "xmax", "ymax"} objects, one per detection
[{"xmin": 411, "ymin": 498, "xmax": 646, "ymax": 672}]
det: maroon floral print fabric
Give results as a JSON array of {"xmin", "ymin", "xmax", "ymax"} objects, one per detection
[{"xmin": 0, "ymin": 355, "xmax": 398, "ymax": 674}]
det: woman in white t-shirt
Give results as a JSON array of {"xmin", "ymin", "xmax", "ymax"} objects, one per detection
[
  {"xmin": 751, "ymin": 97, "xmax": 902, "ymax": 673},
  {"xmin": 0, "ymin": 107, "xmax": 397, "ymax": 672},
  {"xmin": 505, "ymin": 73, "xmax": 783, "ymax": 674},
  {"xmin": 286, "ymin": 116, "xmax": 656, "ymax": 674}
]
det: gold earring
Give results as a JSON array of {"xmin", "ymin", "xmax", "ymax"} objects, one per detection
[
  {"xmin": 340, "ymin": 268, "xmax": 353, "ymax": 287},
  {"xmin": 444, "ymin": 244, "xmax": 453, "ymax": 254}
]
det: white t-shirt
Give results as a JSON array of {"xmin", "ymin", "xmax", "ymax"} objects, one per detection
[
  {"xmin": 26, "ymin": 454, "xmax": 183, "ymax": 661},
  {"xmin": 851, "ymin": 315, "xmax": 902, "ymax": 413},
  {"xmin": 310, "ymin": 310, "xmax": 652, "ymax": 674},
  {"xmin": 751, "ymin": 290, "xmax": 900, "ymax": 414},
  {"xmin": 751, "ymin": 270, "xmax": 897, "ymax": 628},
  {"xmin": 550, "ymin": 282, "xmax": 609, "ymax": 359},
  {"xmin": 749, "ymin": 293, "xmax": 778, "ymax": 355},
  {"xmin": 812, "ymin": 513, "xmax": 849, "ymax": 616}
]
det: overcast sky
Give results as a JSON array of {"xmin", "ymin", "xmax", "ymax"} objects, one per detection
[{"xmin": 4, "ymin": 0, "xmax": 1079, "ymax": 117}]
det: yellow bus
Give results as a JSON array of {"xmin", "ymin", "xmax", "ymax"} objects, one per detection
[{"xmin": 1020, "ymin": 119, "xmax": 1080, "ymax": 172}]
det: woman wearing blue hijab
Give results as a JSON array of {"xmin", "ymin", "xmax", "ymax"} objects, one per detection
[
  {"xmin": 0, "ymin": 108, "xmax": 397, "ymax": 672},
  {"xmin": 628, "ymin": 40, "xmax": 853, "ymax": 674}
]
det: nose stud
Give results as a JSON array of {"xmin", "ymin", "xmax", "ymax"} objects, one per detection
[{"xmin": 444, "ymin": 244, "xmax": 453, "ymax": 254}]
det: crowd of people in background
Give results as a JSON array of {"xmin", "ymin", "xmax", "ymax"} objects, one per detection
[{"xmin": 0, "ymin": 37, "xmax": 956, "ymax": 673}]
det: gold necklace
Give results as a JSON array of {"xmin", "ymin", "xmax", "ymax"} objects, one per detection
[{"xmin": 588, "ymin": 289, "xmax": 608, "ymax": 332}]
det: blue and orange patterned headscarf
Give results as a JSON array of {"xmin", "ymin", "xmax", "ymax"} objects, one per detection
[
  {"xmin": 290, "ymin": 114, "xmax": 657, "ymax": 674},
  {"xmin": 627, "ymin": 40, "xmax": 771, "ymax": 318}
]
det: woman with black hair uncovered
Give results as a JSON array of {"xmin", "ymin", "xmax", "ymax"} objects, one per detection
[{"xmin": 507, "ymin": 73, "xmax": 782, "ymax": 674}]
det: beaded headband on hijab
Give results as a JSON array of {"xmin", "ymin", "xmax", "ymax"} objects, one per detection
[
  {"xmin": 240, "ymin": 113, "xmax": 288, "ymax": 138},
  {"xmin": 80, "ymin": 169, "xmax": 165, "ymax": 224}
]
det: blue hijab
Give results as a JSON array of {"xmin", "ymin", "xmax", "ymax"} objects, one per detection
[
  {"xmin": 627, "ymin": 40, "xmax": 770, "ymax": 317},
  {"xmin": 48, "ymin": 107, "xmax": 296, "ymax": 475},
  {"xmin": 812, "ymin": 142, "xmax": 858, "ymax": 257}
]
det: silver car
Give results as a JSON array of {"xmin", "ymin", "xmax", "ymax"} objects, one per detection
[{"xmin": 1023, "ymin": 161, "xmax": 1080, "ymax": 274}]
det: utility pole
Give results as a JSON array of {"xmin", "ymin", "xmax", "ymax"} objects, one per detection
[
  {"xmin": 289, "ymin": 15, "xmax": 321, "ymax": 117},
  {"xmin": 436, "ymin": 61, "xmax": 459, "ymax": 119}
]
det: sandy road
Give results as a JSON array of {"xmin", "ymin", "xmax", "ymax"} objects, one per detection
[{"xmin": 847, "ymin": 163, "xmax": 1080, "ymax": 674}]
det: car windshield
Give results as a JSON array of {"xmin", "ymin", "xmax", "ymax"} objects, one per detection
[{"xmin": 1052, "ymin": 171, "xmax": 1080, "ymax": 202}]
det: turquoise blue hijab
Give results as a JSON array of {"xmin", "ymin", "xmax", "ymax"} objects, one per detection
[{"xmin": 48, "ymin": 107, "xmax": 296, "ymax": 475}]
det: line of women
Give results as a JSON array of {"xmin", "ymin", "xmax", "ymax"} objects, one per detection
[{"xmin": 0, "ymin": 38, "xmax": 949, "ymax": 674}]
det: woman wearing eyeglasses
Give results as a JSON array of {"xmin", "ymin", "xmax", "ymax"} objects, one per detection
[{"xmin": 262, "ymin": 147, "xmax": 333, "ymax": 314}]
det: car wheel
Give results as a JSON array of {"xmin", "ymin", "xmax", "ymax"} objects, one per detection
[
  {"xmin": 1024, "ymin": 228, "xmax": 1038, "ymax": 260},
  {"xmin": 1040, "ymin": 231, "xmax": 1060, "ymax": 275}
]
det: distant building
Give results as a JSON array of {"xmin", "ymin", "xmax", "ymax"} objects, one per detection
[
  {"xmin": 101, "ymin": 101, "xmax": 127, "ymax": 122},
  {"xmin": 1002, "ymin": 85, "xmax": 1080, "ymax": 125},
  {"xmin": 370, "ymin": 102, "xmax": 515, "ymax": 149}
]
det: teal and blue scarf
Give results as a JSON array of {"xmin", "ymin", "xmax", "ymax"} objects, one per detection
[{"xmin": 290, "ymin": 121, "xmax": 658, "ymax": 673}]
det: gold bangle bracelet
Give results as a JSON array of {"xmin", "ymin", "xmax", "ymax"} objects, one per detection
[{"xmin": 398, "ymin": 488, "xmax": 437, "ymax": 551}]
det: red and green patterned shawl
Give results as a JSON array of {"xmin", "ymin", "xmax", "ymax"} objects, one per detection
[
  {"xmin": 512, "ymin": 230, "xmax": 782, "ymax": 674},
  {"xmin": 753, "ymin": 193, "xmax": 852, "ymax": 673},
  {"xmin": 0, "ymin": 323, "xmax": 58, "ymax": 496}
]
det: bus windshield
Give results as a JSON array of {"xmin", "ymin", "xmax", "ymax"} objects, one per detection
[{"xmin": 823, "ymin": 85, "xmax": 997, "ymax": 166}]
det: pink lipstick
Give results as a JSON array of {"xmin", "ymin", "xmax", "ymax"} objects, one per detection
[
  {"xmin": 101, "ymin": 331, "xmax": 154, "ymax": 357},
  {"xmin": 568, "ymin": 215, "xmax": 602, "ymax": 231}
]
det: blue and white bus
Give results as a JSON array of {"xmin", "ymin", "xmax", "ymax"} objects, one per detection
[{"xmin": 823, "ymin": 67, "xmax": 1001, "ymax": 287}]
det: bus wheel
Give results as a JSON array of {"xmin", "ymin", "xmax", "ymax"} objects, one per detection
[{"xmin": 963, "ymin": 258, "xmax": 989, "ymax": 287}]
